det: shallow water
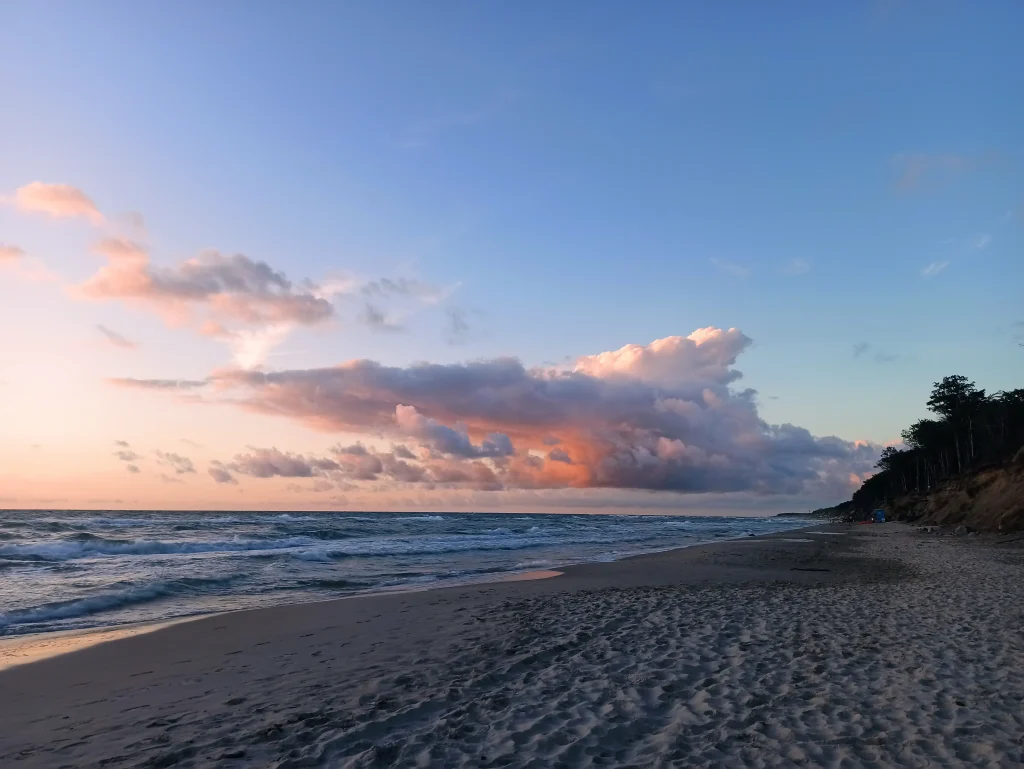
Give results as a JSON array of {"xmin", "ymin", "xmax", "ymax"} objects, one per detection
[{"xmin": 0, "ymin": 510, "xmax": 806, "ymax": 636}]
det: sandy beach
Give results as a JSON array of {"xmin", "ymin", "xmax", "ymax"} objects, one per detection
[{"xmin": 1, "ymin": 524, "xmax": 1022, "ymax": 768}]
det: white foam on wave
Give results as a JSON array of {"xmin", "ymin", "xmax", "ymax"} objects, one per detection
[
  {"xmin": 0, "ymin": 536, "xmax": 318, "ymax": 562},
  {"xmin": 0, "ymin": 578, "xmax": 229, "ymax": 629}
]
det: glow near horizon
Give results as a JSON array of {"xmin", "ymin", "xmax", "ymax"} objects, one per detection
[{"xmin": 1, "ymin": 2, "xmax": 1022, "ymax": 513}]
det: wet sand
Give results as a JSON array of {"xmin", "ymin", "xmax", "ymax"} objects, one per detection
[{"xmin": 1, "ymin": 524, "xmax": 1022, "ymax": 768}]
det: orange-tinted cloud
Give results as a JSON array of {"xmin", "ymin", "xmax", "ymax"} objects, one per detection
[
  {"xmin": 118, "ymin": 329, "xmax": 881, "ymax": 497},
  {"xmin": 11, "ymin": 182, "xmax": 103, "ymax": 224},
  {"xmin": 75, "ymin": 239, "xmax": 334, "ymax": 367},
  {"xmin": 78, "ymin": 239, "xmax": 333, "ymax": 327}
]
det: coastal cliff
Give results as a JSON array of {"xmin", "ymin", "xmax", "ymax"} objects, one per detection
[
  {"xmin": 816, "ymin": 375, "xmax": 1024, "ymax": 533},
  {"xmin": 813, "ymin": 453, "xmax": 1024, "ymax": 533},
  {"xmin": 885, "ymin": 453, "xmax": 1024, "ymax": 533}
]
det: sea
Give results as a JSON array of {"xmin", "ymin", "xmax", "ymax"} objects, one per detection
[{"xmin": 0, "ymin": 510, "xmax": 808, "ymax": 637}]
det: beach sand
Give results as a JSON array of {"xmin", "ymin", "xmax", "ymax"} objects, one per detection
[{"xmin": 1, "ymin": 524, "xmax": 1022, "ymax": 768}]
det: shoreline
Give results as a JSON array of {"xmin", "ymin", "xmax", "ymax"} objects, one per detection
[
  {"xmin": 0, "ymin": 522, "xmax": 816, "ymax": 672},
  {"xmin": 8, "ymin": 522, "xmax": 1018, "ymax": 767}
]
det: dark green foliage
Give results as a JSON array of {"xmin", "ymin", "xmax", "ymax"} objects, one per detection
[{"xmin": 849, "ymin": 376, "xmax": 1024, "ymax": 512}]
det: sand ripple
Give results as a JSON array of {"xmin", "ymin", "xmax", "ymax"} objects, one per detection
[{"xmin": 2, "ymin": 528, "xmax": 1022, "ymax": 768}]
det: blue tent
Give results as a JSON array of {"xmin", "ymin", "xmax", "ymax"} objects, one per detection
[{"xmin": 873, "ymin": 509, "xmax": 886, "ymax": 523}]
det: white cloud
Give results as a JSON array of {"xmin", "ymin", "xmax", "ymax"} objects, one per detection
[
  {"xmin": 711, "ymin": 258, "xmax": 750, "ymax": 278},
  {"xmin": 921, "ymin": 261, "xmax": 949, "ymax": 278}
]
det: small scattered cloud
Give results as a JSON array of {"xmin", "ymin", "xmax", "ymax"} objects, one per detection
[
  {"xmin": 853, "ymin": 342, "xmax": 899, "ymax": 364},
  {"xmin": 361, "ymin": 277, "xmax": 452, "ymax": 305},
  {"xmin": 75, "ymin": 240, "xmax": 336, "ymax": 367},
  {"xmin": 782, "ymin": 259, "xmax": 810, "ymax": 275},
  {"xmin": 119, "ymin": 211, "xmax": 147, "ymax": 236},
  {"xmin": 160, "ymin": 473, "xmax": 184, "ymax": 484},
  {"xmin": 354, "ymin": 277, "xmax": 459, "ymax": 336},
  {"xmin": 0, "ymin": 244, "xmax": 25, "ymax": 262},
  {"xmin": 155, "ymin": 450, "xmax": 196, "ymax": 475},
  {"xmin": 6, "ymin": 181, "xmax": 460, "ymax": 368},
  {"xmin": 445, "ymin": 307, "xmax": 471, "ymax": 344},
  {"xmin": 180, "ymin": 438, "xmax": 203, "ymax": 448},
  {"xmin": 892, "ymin": 152, "xmax": 1005, "ymax": 192},
  {"xmin": 96, "ymin": 324, "xmax": 139, "ymax": 350},
  {"xmin": 0, "ymin": 244, "xmax": 59, "ymax": 282},
  {"xmin": 109, "ymin": 377, "xmax": 209, "ymax": 391},
  {"xmin": 78, "ymin": 241, "xmax": 334, "ymax": 327},
  {"xmin": 114, "ymin": 440, "xmax": 130, "ymax": 448},
  {"xmin": 397, "ymin": 95, "xmax": 515, "ymax": 149},
  {"xmin": 972, "ymin": 233, "xmax": 992, "ymax": 250},
  {"xmin": 921, "ymin": 261, "xmax": 948, "ymax": 278},
  {"xmin": 126, "ymin": 464, "xmax": 141, "ymax": 474},
  {"xmin": 711, "ymin": 258, "xmax": 750, "ymax": 278},
  {"xmin": 359, "ymin": 303, "xmax": 403, "ymax": 332},
  {"xmin": 223, "ymin": 447, "xmax": 339, "ymax": 479},
  {"xmin": 444, "ymin": 307, "xmax": 485, "ymax": 346},
  {"xmin": 7, "ymin": 182, "xmax": 103, "ymax": 224},
  {"xmin": 208, "ymin": 462, "xmax": 237, "ymax": 485},
  {"xmin": 285, "ymin": 479, "xmax": 336, "ymax": 494},
  {"xmin": 115, "ymin": 449, "xmax": 141, "ymax": 463}
]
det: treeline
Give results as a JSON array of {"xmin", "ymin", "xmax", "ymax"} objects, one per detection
[{"xmin": 851, "ymin": 375, "xmax": 1024, "ymax": 510}]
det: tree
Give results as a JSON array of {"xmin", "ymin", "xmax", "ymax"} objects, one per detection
[
  {"xmin": 926, "ymin": 375, "xmax": 986, "ymax": 471},
  {"xmin": 842, "ymin": 374, "xmax": 1024, "ymax": 514}
]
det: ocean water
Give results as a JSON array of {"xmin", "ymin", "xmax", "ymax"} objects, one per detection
[{"xmin": 0, "ymin": 511, "xmax": 807, "ymax": 636}]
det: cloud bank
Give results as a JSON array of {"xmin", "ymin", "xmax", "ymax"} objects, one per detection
[{"xmin": 117, "ymin": 328, "xmax": 879, "ymax": 498}]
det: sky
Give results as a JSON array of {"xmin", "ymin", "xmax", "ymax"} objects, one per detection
[{"xmin": 1, "ymin": 1, "xmax": 1022, "ymax": 514}]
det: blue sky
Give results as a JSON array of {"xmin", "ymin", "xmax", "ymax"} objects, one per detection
[{"xmin": 1, "ymin": 2, "xmax": 1021, "ymax": 511}]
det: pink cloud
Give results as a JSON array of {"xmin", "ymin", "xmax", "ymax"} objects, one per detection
[
  {"xmin": 0, "ymin": 244, "xmax": 25, "ymax": 262},
  {"xmin": 0, "ymin": 244, "xmax": 60, "ymax": 282},
  {"xmin": 11, "ymin": 182, "xmax": 103, "ymax": 224},
  {"xmin": 117, "ymin": 329, "xmax": 881, "ymax": 497},
  {"xmin": 75, "ymin": 240, "xmax": 334, "ymax": 358}
]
